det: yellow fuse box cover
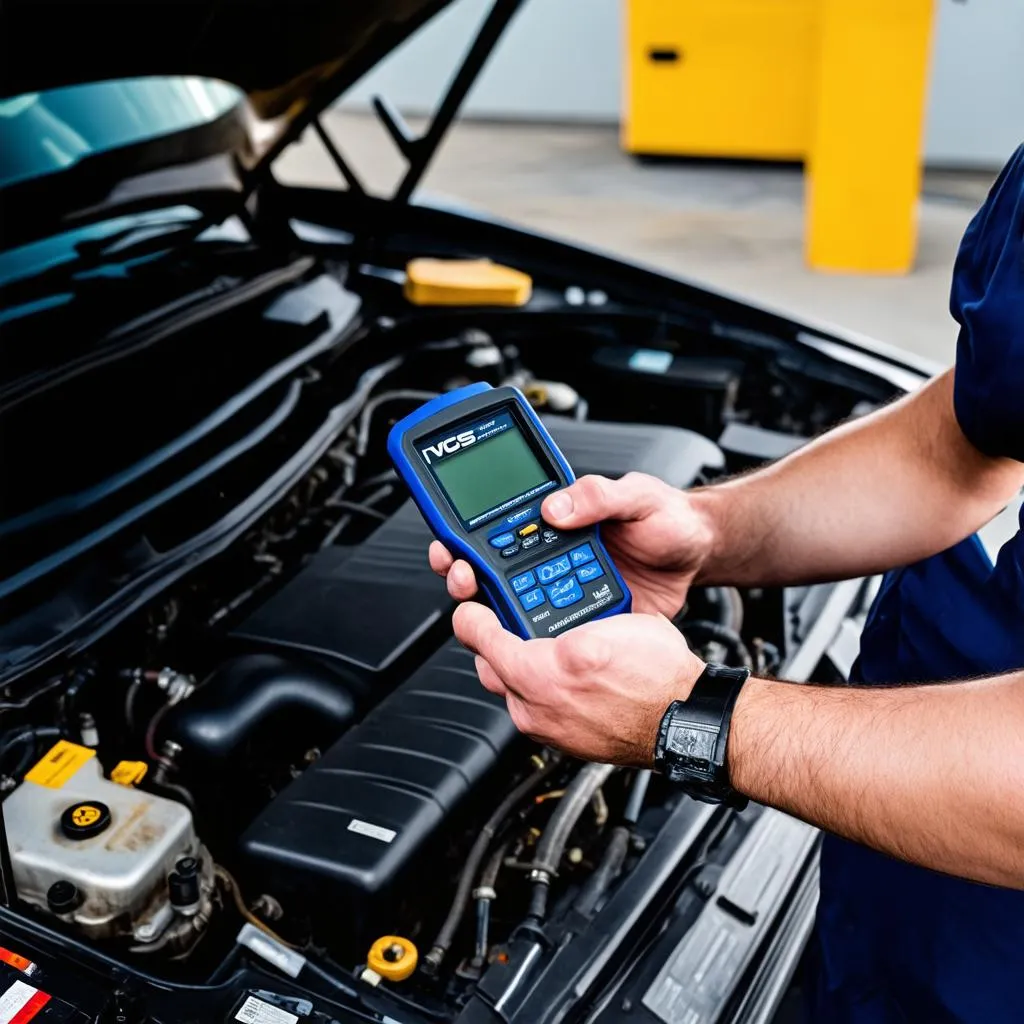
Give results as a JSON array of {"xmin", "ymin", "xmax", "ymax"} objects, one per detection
[{"xmin": 404, "ymin": 259, "xmax": 532, "ymax": 307}]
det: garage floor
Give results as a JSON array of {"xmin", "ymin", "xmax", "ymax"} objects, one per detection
[{"xmin": 277, "ymin": 112, "xmax": 998, "ymax": 366}]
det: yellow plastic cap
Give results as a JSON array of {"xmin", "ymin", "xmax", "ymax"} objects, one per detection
[
  {"xmin": 404, "ymin": 259, "xmax": 532, "ymax": 307},
  {"xmin": 367, "ymin": 935, "xmax": 418, "ymax": 982},
  {"xmin": 110, "ymin": 761, "xmax": 149, "ymax": 787}
]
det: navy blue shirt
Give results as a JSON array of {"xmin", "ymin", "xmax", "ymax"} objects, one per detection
[{"xmin": 812, "ymin": 145, "xmax": 1024, "ymax": 1023}]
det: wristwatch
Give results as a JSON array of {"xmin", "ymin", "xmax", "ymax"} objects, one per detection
[{"xmin": 653, "ymin": 663, "xmax": 750, "ymax": 808}]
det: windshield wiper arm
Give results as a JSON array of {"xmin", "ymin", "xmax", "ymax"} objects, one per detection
[{"xmin": 72, "ymin": 215, "xmax": 221, "ymax": 264}]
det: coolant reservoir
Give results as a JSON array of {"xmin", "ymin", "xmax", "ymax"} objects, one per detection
[{"xmin": 4, "ymin": 742, "xmax": 201, "ymax": 941}]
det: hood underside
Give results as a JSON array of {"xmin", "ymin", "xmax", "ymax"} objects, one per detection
[{"xmin": 0, "ymin": 0, "xmax": 450, "ymax": 119}]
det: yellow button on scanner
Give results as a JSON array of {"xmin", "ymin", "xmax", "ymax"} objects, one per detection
[{"xmin": 518, "ymin": 524, "xmax": 539, "ymax": 539}]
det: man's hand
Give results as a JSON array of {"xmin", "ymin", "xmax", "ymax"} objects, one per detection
[
  {"xmin": 452, "ymin": 601, "xmax": 705, "ymax": 765},
  {"xmin": 429, "ymin": 472, "xmax": 715, "ymax": 617}
]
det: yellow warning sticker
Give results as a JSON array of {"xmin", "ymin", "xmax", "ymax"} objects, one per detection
[
  {"xmin": 69, "ymin": 805, "xmax": 102, "ymax": 828},
  {"xmin": 24, "ymin": 741, "xmax": 95, "ymax": 789},
  {"xmin": 110, "ymin": 761, "xmax": 148, "ymax": 787}
]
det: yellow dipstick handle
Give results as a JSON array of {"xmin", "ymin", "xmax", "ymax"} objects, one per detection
[{"xmin": 367, "ymin": 935, "xmax": 418, "ymax": 982}]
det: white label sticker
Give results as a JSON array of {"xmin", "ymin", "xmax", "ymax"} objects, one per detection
[
  {"xmin": 0, "ymin": 981, "xmax": 44, "ymax": 1024},
  {"xmin": 628, "ymin": 349, "xmax": 673, "ymax": 374},
  {"xmin": 235, "ymin": 996, "xmax": 299, "ymax": 1024},
  {"xmin": 347, "ymin": 818, "xmax": 397, "ymax": 844}
]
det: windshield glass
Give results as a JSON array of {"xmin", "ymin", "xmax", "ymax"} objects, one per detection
[{"xmin": 0, "ymin": 77, "xmax": 243, "ymax": 189}]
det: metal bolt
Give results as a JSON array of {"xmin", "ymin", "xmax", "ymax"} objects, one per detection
[
  {"xmin": 252, "ymin": 894, "xmax": 284, "ymax": 922},
  {"xmin": 157, "ymin": 670, "xmax": 195, "ymax": 706},
  {"xmin": 160, "ymin": 740, "xmax": 182, "ymax": 761}
]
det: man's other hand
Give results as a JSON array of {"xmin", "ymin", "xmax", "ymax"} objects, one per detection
[
  {"xmin": 429, "ymin": 472, "xmax": 714, "ymax": 618},
  {"xmin": 452, "ymin": 602, "xmax": 705, "ymax": 765}
]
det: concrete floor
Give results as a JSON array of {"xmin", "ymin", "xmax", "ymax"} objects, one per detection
[{"xmin": 276, "ymin": 112, "xmax": 998, "ymax": 366}]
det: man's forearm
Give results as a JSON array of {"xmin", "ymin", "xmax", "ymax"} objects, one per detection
[
  {"xmin": 727, "ymin": 672, "xmax": 1024, "ymax": 889},
  {"xmin": 690, "ymin": 370, "xmax": 1024, "ymax": 588}
]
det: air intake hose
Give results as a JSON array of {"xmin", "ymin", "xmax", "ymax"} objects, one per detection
[{"xmin": 162, "ymin": 654, "xmax": 357, "ymax": 765}]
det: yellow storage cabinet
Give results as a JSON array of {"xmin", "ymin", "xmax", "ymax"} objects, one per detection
[
  {"xmin": 806, "ymin": 0, "xmax": 935, "ymax": 273},
  {"xmin": 623, "ymin": 0, "xmax": 818, "ymax": 160}
]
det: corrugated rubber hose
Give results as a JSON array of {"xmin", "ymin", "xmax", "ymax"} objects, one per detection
[
  {"xmin": 422, "ymin": 755, "xmax": 561, "ymax": 975},
  {"xmin": 526, "ymin": 762, "xmax": 616, "ymax": 925}
]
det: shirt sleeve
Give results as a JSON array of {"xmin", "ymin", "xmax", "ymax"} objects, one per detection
[{"xmin": 950, "ymin": 143, "xmax": 1024, "ymax": 462}]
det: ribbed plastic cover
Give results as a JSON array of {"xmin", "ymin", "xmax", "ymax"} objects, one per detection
[
  {"xmin": 239, "ymin": 639, "xmax": 517, "ymax": 907},
  {"xmin": 231, "ymin": 501, "xmax": 446, "ymax": 675},
  {"xmin": 544, "ymin": 416, "xmax": 724, "ymax": 488}
]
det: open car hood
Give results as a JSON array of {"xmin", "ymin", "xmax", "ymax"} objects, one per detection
[
  {"xmin": 0, "ymin": 1, "xmax": 452, "ymax": 119},
  {"xmin": 1, "ymin": 0, "xmax": 528, "ymax": 230}
]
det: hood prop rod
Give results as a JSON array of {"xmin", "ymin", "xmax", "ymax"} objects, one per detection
[
  {"xmin": 375, "ymin": 0, "xmax": 527, "ymax": 207},
  {"xmin": 312, "ymin": 118, "xmax": 367, "ymax": 197}
]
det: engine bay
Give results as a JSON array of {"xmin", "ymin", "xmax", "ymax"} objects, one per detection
[{"xmin": 0, "ymin": 246, "xmax": 903, "ymax": 1021}]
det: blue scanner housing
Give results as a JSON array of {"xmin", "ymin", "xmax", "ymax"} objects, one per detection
[{"xmin": 387, "ymin": 383, "xmax": 631, "ymax": 639}]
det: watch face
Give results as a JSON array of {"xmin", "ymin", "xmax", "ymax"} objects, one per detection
[{"xmin": 667, "ymin": 720, "xmax": 718, "ymax": 781}]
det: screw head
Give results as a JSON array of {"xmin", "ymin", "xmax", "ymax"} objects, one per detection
[{"xmin": 160, "ymin": 740, "xmax": 183, "ymax": 759}]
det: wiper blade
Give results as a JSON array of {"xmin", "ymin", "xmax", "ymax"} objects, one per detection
[
  {"xmin": 72, "ymin": 217, "xmax": 215, "ymax": 264},
  {"xmin": 0, "ymin": 208, "xmax": 227, "ymax": 296}
]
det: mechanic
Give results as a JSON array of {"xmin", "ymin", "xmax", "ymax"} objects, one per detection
[{"xmin": 429, "ymin": 143, "xmax": 1024, "ymax": 1023}]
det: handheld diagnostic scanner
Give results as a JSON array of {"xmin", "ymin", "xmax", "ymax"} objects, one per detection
[{"xmin": 387, "ymin": 382, "xmax": 632, "ymax": 640}]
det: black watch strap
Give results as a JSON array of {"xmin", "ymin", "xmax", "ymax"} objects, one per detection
[{"xmin": 654, "ymin": 663, "xmax": 750, "ymax": 808}]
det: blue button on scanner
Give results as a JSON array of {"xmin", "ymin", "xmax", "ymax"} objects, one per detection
[
  {"xmin": 536, "ymin": 554, "xmax": 573, "ymax": 585},
  {"xmin": 547, "ymin": 576, "xmax": 584, "ymax": 609},
  {"xmin": 520, "ymin": 587, "xmax": 546, "ymax": 611},
  {"xmin": 511, "ymin": 570, "xmax": 537, "ymax": 594},
  {"xmin": 489, "ymin": 532, "xmax": 516, "ymax": 549},
  {"xmin": 576, "ymin": 562, "xmax": 605, "ymax": 585},
  {"xmin": 569, "ymin": 544, "xmax": 596, "ymax": 568}
]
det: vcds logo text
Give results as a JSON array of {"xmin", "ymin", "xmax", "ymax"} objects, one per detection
[{"xmin": 421, "ymin": 430, "xmax": 476, "ymax": 464}]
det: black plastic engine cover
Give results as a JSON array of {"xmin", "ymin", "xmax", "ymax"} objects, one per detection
[
  {"xmin": 230, "ymin": 500, "xmax": 445, "ymax": 680},
  {"xmin": 239, "ymin": 639, "xmax": 518, "ymax": 923},
  {"xmin": 544, "ymin": 416, "xmax": 724, "ymax": 487},
  {"xmin": 229, "ymin": 419, "xmax": 721, "ymax": 685}
]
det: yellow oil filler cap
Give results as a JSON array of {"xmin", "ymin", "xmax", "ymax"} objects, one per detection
[
  {"xmin": 364, "ymin": 935, "xmax": 418, "ymax": 984},
  {"xmin": 404, "ymin": 258, "xmax": 532, "ymax": 307}
]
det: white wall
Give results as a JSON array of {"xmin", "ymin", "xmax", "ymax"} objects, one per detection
[
  {"xmin": 924, "ymin": 0, "xmax": 1024, "ymax": 167},
  {"xmin": 342, "ymin": 0, "xmax": 621, "ymax": 122},
  {"xmin": 341, "ymin": 0, "xmax": 1024, "ymax": 168}
]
